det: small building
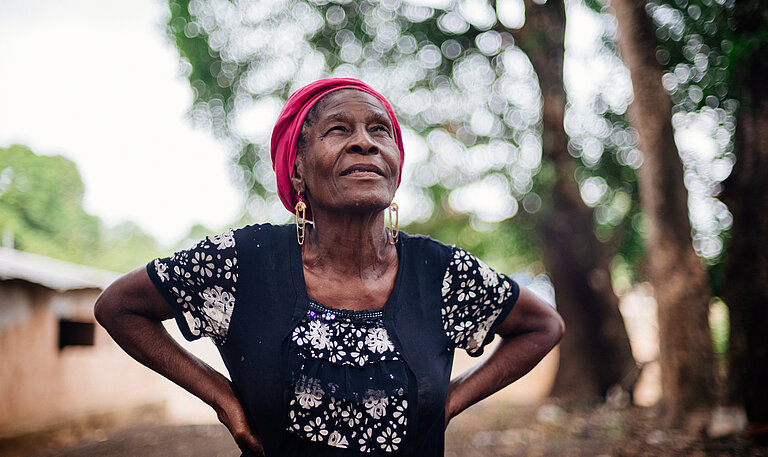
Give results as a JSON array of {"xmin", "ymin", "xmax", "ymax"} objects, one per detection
[{"xmin": 0, "ymin": 248, "xmax": 171, "ymax": 438}]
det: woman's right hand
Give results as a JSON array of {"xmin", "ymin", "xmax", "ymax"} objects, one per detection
[{"xmin": 95, "ymin": 268, "xmax": 264, "ymax": 455}]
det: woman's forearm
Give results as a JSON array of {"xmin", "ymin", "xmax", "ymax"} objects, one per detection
[
  {"xmin": 94, "ymin": 270, "xmax": 233, "ymax": 411},
  {"xmin": 97, "ymin": 307, "xmax": 235, "ymax": 412},
  {"xmin": 445, "ymin": 328, "xmax": 560, "ymax": 421},
  {"xmin": 95, "ymin": 269, "xmax": 262, "ymax": 453},
  {"xmin": 445, "ymin": 287, "xmax": 564, "ymax": 424}
]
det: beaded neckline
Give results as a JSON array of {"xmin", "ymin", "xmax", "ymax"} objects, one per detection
[{"xmin": 307, "ymin": 300, "xmax": 384, "ymax": 323}]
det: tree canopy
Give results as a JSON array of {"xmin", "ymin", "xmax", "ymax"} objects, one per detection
[
  {"xmin": 165, "ymin": 0, "xmax": 653, "ymax": 278},
  {"xmin": 0, "ymin": 144, "xmax": 164, "ymax": 273}
]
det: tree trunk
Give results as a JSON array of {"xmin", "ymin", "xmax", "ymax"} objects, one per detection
[
  {"xmin": 609, "ymin": 0, "xmax": 716, "ymax": 424},
  {"xmin": 722, "ymin": 1, "xmax": 768, "ymax": 435},
  {"xmin": 515, "ymin": 0, "xmax": 637, "ymax": 401}
]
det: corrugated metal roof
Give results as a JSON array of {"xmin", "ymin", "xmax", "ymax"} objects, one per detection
[{"xmin": 0, "ymin": 247, "xmax": 119, "ymax": 290}]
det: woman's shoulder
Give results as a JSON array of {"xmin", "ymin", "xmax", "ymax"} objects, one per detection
[
  {"xmin": 232, "ymin": 222, "xmax": 294, "ymax": 245},
  {"xmin": 401, "ymin": 231, "xmax": 454, "ymax": 250},
  {"xmin": 400, "ymin": 231, "xmax": 456, "ymax": 271},
  {"xmin": 234, "ymin": 222, "xmax": 293, "ymax": 234}
]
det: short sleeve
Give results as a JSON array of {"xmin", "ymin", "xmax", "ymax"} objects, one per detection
[
  {"xmin": 146, "ymin": 229, "xmax": 238, "ymax": 345},
  {"xmin": 441, "ymin": 248, "xmax": 520, "ymax": 356}
]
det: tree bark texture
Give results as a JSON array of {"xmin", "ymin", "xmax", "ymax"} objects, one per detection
[
  {"xmin": 514, "ymin": 0, "xmax": 637, "ymax": 401},
  {"xmin": 722, "ymin": 1, "xmax": 768, "ymax": 430},
  {"xmin": 609, "ymin": 0, "xmax": 716, "ymax": 423}
]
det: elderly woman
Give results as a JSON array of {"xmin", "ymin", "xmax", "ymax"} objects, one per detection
[{"xmin": 95, "ymin": 78, "xmax": 564, "ymax": 457}]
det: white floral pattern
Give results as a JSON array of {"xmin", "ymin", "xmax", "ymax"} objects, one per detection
[
  {"xmin": 393, "ymin": 400, "xmax": 408, "ymax": 425},
  {"xmin": 290, "ymin": 304, "xmax": 400, "ymax": 367},
  {"xmin": 286, "ymin": 302, "xmax": 408, "ymax": 453},
  {"xmin": 210, "ymin": 230, "xmax": 235, "ymax": 250},
  {"xmin": 363, "ymin": 390, "xmax": 389, "ymax": 420},
  {"xmin": 441, "ymin": 248, "xmax": 519, "ymax": 355},
  {"xmin": 340, "ymin": 403, "xmax": 362, "ymax": 428},
  {"xmin": 307, "ymin": 320, "xmax": 333, "ymax": 351},
  {"xmin": 295, "ymin": 376, "xmax": 324, "ymax": 409},
  {"xmin": 303, "ymin": 417, "xmax": 328, "ymax": 442},
  {"xmin": 377, "ymin": 426, "xmax": 402, "ymax": 452},
  {"xmin": 365, "ymin": 327, "xmax": 395, "ymax": 354},
  {"xmin": 154, "ymin": 259, "xmax": 169, "ymax": 282},
  {"xmin": 148, "ymin": 229, "xmax": 237, "ymax": 345},
  {"xmin": 328, "ymin": 430, "xmax": 349, "ymax": 448}
]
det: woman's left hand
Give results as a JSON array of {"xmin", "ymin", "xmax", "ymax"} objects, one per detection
[
  {"xmin": 443, "ymin": 286, "xmax": 564, "ymax": 425},
  {"xmin": 214, "ymin": 392, "xmax": 264, "ymax": 455}
]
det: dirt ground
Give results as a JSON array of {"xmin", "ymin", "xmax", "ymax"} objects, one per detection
[{"xmin": 3, "ymin": 402, "xmax": 766, "ymax": 457}]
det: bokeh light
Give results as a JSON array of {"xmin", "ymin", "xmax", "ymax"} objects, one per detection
[{"xmin": 167, "ymin": 0, "xmax": 736, "ymax": 265}]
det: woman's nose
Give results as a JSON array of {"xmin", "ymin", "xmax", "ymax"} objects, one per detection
[{"xmin": 348, "ymin": 127, "xmax": 379, "ymax": 155}]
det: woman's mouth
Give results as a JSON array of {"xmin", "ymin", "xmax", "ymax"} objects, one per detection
[{"xmin": 341, "ymin": 165, "xmax": 384, "ymax": 177}]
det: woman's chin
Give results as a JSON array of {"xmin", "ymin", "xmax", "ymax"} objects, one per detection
[
  {"xmin": 316, "ymin": 199, "xmax": 391, "ymax": 216},
  {"xmin": 347, "ymin": 200, "xmax": 391, "ymax": 214},
  {"xmin": 310, "ymin": 190, "xmax": 393, "ymax": 215}
]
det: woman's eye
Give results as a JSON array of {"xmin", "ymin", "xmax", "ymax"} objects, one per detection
[{"xmin": 327, "ymin": 125, "xmax": 346, "ymax": 133}]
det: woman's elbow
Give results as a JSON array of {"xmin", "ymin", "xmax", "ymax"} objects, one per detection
[
  {"xmin": 547, "ymin": 309, "xmax": 565, "ymax": 347},
  {"xmin": 94, "ymin": 284, "xmax": 123, "ymax": 329},
  {"xmin": 528, "ymin": 302, "xmax": 565, "ymax": 350},
  {"xmin": 95, "ymin": 267, "xmax": 173, "ymax": 329},
  {"xmin": 94, "ymin": 268, "xmax": 149, "ymax": 328}
]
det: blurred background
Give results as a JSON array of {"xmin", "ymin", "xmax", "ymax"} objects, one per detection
[{"xmin": 1, "ymin": 0, "xmax": 766, "ymax": 455}]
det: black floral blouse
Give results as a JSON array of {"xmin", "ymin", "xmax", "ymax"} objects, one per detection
[{"xmin": 149, "ymin": 227, "xmax": 519, "ymax": 455}]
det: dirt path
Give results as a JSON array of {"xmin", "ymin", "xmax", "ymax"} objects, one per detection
[
  {"xmin": 7, "ymin": 403, "xmax": 768, "ymax": 457},
  {"xmin": 27, "ymin": 424, "xmax": 239, "ymax": 457}
]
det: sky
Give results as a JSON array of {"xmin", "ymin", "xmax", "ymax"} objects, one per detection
[{"xmin": 0, "ymin": 0, "xmax": 243, "ymax": 245}]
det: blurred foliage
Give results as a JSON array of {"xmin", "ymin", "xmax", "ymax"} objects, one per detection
[
  {"xmin": 647, "ymin": 0, "xmax": 767, "ymax": 106},
  {"xmin": 173, "ymin": 222, "xmax": 219, "ymax": 251},
  {"xmin": 709, "ymin": 298, "xmax": 729, "ymax": 358},
  {"xmin": 165, "ymin": 0, "xmax": 646, "ymax": 277},
  {"xmin": 637, "ymin": 0, "xmax": 764, "ymax": 295},
  {"xmin": 725, "ymin": 0, "xmax": 768, "ymax": 96},
  {"xmin": 0, "ymin": 145, "xmax": 164, "ymax": 273},
  {"xmin": 650, "ymin": 0, "xmax": 736, "ymax": 277},
  {"xmin": 0, "ymin": 144, "xmax": 100, "ymax": 262},
  {"xmin": 578, "ymin": 0, "xmax": 760, "ymax": 294}
]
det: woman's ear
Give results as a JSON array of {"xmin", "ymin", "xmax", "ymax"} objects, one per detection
[{"xmin": 291, "ymin": 152, "xmax": 305, "ymax": 195}]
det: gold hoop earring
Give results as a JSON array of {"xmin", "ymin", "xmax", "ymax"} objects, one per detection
[
  {"xmin": 295, "ymin": 196, "xmax": 307, "ymax": 246},
  {"xmin": 387, "ymin": 202, "xmax": 399, "ymax": 245}
]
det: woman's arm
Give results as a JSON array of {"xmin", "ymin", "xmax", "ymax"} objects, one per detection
[
  {"xmin": 94, "ymin": 267, "xmax": 264, "ymax": 455},
  {"xmin": 444, "ymin": 286, "xmax": 565, "ymax": 425}
]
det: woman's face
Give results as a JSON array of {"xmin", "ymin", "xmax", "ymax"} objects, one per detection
[{"xmin": 293, "ymin": 90, "xmax": 401, "ymax": 216}]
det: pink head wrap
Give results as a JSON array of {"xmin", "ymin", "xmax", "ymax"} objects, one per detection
[{"xmin": 270, "ymin": 78, "xmax": 405, "ymax": 216}]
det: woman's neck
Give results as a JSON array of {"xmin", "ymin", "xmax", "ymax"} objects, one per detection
[{"xmin": 302, "ymin": 209, "xmax": 396, "ymax": 279}]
